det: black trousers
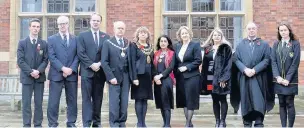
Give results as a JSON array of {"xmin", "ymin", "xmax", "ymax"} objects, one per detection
[
  {"xmin": 278, "ymin": 94, "xmax": 295, "ymax": 127},
  {"xmin": 22, "ymin": 82, "xmax": 44, "ymax": 127},
  {"xmin": 109, "ymin": 72, "xmax": 130, "ymax": 127},
  {"xmin": 81, "ymin": 72, "xmax": 106, "ymax": 127},
  {"xmin": 47, "ymin": 80, "xmax": 78, "ymax": 127}
]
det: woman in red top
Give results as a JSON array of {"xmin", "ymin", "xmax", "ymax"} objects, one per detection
[{"xmin": 153, "ymin": 35, "xmax": 175, "ymax": 127}]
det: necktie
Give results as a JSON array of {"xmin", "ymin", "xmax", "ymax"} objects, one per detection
[
  {"xmin": 94, "ymin": 32, "xmax": 99, "ymax": 47},
  {"xmin": 249, "ymin": 41, "xmax": 254, "ymax": 53},
  {"xmin": 119, "ymin": 38, "xmax": 123, "ymax": 47},
  {"xmin": 32, "ymin": 39, "xmax": 36, "ymax": 45},
  {"xmin": 282, "ymin": 41, "xmax": 286, "ymax": 48},
  {"xmin": 32, "ymin": 39, "xmax": 37, "ymax": 67},
  {"xmin": 63, "ymin": 34, "xmax": 67, "ymax": 47}
]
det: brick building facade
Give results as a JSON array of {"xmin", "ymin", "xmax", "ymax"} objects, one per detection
[{"xmin": 0, "ymin": 0, "xmax": 303, "ymax": 82}]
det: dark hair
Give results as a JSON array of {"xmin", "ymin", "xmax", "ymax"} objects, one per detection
[
  {"xmin": 156, "ymin": 35, "xmax": 174, "ymax": 51},
  {"xmin": 28, "ymin": 18, "xmax": 41, "ymax": 26},
  {"xmin": 90, "ymin": 13, "xmax": 102, "ymax": 22},
  {"xmin": 277, "ymin": 22, "xmax": 298, "ymax": 41}
]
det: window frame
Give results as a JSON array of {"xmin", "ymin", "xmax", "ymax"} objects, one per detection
[
  {"xmin": 158, "ymin": 0, "xmax": 253, "ymax": 49},
  {"xmin": 17, "ymin": 0, "xmax": 99, "ymax": 40}
]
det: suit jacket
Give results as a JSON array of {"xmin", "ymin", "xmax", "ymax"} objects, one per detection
[
  {"xmin": 48, "ymin": 33, "xmax": 79, "ymax": 81},
  {"xmin": 173, "ymin": 41, "xmax": 202, "ymax": 78},
  {"xmin": 101, "ymin": 37, "xmax": 137, "ymax": 84},
  {"xmin": 271, "ymin": 40, "xmax": 300, "ymax": 95},
  {"xmin": 17, "ymin": 36, "xmax": 48, "ymax": 84},
  {"xmin": 77, "ymin": 30, "xmax": 110, "ymax": 78}
]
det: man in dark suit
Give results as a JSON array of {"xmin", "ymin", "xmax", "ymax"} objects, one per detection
[
  {"xmin": 101, "ymin": 21, "xmax": 138, "ymax": 127},
  {"xmin": 17, "ymin": 18, "xmax": 48, "ymax": 127},
  {"xmin": 77, "ymin": 13, "xmax": 110, "ymax": 127},
  {"xmin": 47, "ymin": 15, "xmax": 79, "ymax": 127}
]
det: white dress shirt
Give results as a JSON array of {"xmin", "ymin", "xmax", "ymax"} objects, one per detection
[{"xmin": 178, "ymin": 43, "xmax": 189, "ymax": 62}]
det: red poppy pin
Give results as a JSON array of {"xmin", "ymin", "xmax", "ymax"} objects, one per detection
[
  {"xmin": 139, "ymin": 45, "xmax": 144, "ymax": 49},
  {"xmin": 287, "ymin": 42, "xmax": 292, "ymax": 48},
  {"xmin": 256, "ymin": 41, "xmax": 261, "ymax": 46},
  {"xmin": 205, "ymin": 49, "xmax": 209, "ymax": 54},
  {"xmin": 37, "ymin": 44, "xmax": 41, "ymax": 51}
]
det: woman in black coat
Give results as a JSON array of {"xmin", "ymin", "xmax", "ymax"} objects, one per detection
[
  {"xmin": 271, "ymin": 23, "xmax": 301, "ymax": 127},
  {"xmin": 153, "ymin": 35, "xmax": 175, "ymax": 127},
  {"xmin": 201, "ymin": 28, "xmax": 232, "ymax": 127},
  {"xmin": 173, "ymin": 26, "xmax": 202, "ymax": 127},
  {"xmin": 131, "ymin": 26, "xmax": 154, "ymax": 127}
]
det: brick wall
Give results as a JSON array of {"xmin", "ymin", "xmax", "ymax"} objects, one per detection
[
  {"xmin": 0, "ymin": 0, "xmax": 10, "ymax": 52},
  {"xmin": 0, "ymin": 62, "xmax": 9, "ymax": 75},
  {"xmin": 253, "ymin": 0, "xmax": 304, "ymax": 84},
  {"xmin": 253, "ymin": 0, "xmax": 304, "ymax": 47},
  {"xmin": 0, "ymin": 0, "xmax": 10, "ymax": 74},
  {"xmin": 106, "ymin": 0, "xmax": 154, "ymax": 42}
]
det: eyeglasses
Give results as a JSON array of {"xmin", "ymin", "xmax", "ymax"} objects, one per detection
[{"xmin": 58, "ymin": 22, "xmax": 68, "ymax": 26}]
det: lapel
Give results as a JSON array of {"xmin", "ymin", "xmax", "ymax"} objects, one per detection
[
  {"xmin": 87, "ymin": 30, "xmax": 98, "ymax": 52},
  {"xmin": 243, "ymin": 39, "xmax": 253, "ymax": 59},
  {"xmin": 98, "ymin": 31, "xmax": 105, "ymax": 48},
  {"xmin": 35, "ymin": 38, "xmax": 42, "ymax": 62},
  {"xmin": 110, "ymin": 37, "xmax": 120, "ymax": 54},
  {"xmin": 25, "ymin": 37, "xmax": 35, "ymax": 60},
  {"xmin": 176, "ymin": 43, "xmax": 182, "ymax": 62},
  {"xmin": 183, "ymin": 42, "xmax": 193, "ymax": 61},
  {"xmin": 55, "ymin": 33, "xmax": 66, "ymax": 49}
]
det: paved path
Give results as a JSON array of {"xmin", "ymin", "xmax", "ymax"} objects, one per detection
[{"xmin": 1, "ymin": 95, "xmax": 304, "ymax": 127}]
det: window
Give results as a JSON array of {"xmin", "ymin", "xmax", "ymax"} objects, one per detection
[
  {"xmin": 164, "ymin": 16, "xmax": 187, "ymax": 41},
  {"xmin": 220, "ymin": 0, "xmax": 241, "ymax": 11},
  {"xmin": 22, "ymin": 0, "xmax": 42, "ymax": 12},
  {"xmin": 74, "ymin": 17, "xmax": 90, "ymax": 35},
  {"xmin": 75, "ymin": 0, "xmax": 96, "ymax": 12},
  {"xmin": 47, "ymin": 0, "xmax": 69, "ymax": 13},
  {"xmin": 47, "ymin": 18, "xmax": 59, "ymax": 37},
  {"xmin": 18, "ymin": 0, "xmax": 98, "ymax": 40},
  {"xmin": 192, "ymin": 0, "xmax": 214, "ymax": 12},
  {"xmin": 164, "ymin": 0, "xmax": 186, "ymax": 11},
  {"xmin": 162, "ymin": 0, "xmax": 246, "ymax": 48},
  {"xmin": 192, "ymin": 16, "xmax": 215, "ymax": 42}
]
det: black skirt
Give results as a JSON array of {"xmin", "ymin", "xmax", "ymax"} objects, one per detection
[
  {"xmin": 131, "ymin": 65, "xmax": 153, "ymax": 100},
  {"xmin": 154, "ymin": 76, "xmax": 174, "ymax": 110},
  {"xmin": 176, "ymin": 74, "xmax": 200, "ymax": 110}
]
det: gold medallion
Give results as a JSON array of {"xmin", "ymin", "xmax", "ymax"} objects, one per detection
[{"xmin": 121, "ymin": 51, "xmax": 126, "ymax": 57}]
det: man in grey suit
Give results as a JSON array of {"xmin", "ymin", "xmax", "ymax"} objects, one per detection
[
  {"xmin": 101, "ymin": 21, "xmax": 138, "ymax": 127},
  {"xmin": 17, "ymin": 18, "xmax": 48, "ymax": 127},
  {"xmin": 47, "ymin": 15, "xmax": 79, "ymax": 127},
  {"xmin": 77, "ymin": 13, "xmax": 110, "ymax": 127}
]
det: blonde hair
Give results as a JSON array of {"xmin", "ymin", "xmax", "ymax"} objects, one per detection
[
  {"xmin": 176, "ymin": 26, "xmax": 193, "ymax": 42},
  {"xmin": 133, "ymin": 26, "xmax": 151, "ymax": 44},
  {"xmin": 201, "ymin": 28, "xmax": 231, "ymax": 48}
]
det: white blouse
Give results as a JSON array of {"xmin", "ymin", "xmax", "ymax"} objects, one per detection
[{"xmin": 178, "ymin": 43, "xmax": 189, "ymax": 62}]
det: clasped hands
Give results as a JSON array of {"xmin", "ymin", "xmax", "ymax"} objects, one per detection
[
  {"xmin": 109, "ymin": 78, "xmax": 139, "ymax": 86},
  {"xmin": 276, "ymin": 76, "xmax": 290, "ymax": 86},
  {"xmin": 61, "ymin": 66, "xmax": 73, "ymax": 78},
  {"xmin": 90, "ymin": 62, "xmax": 101, "ymax": 72},
  {"xmin": 30, "ymin": 69, "xmax": 40, "ymax": 79},
  {"xmin": 244, "ymin": 68, "xmax": 256, "ymax": 77}
]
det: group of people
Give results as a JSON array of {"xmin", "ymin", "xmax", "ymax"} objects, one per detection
[{"xmin": 17, "ymin": 12, "xmax": 300, "ymax": 128}]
